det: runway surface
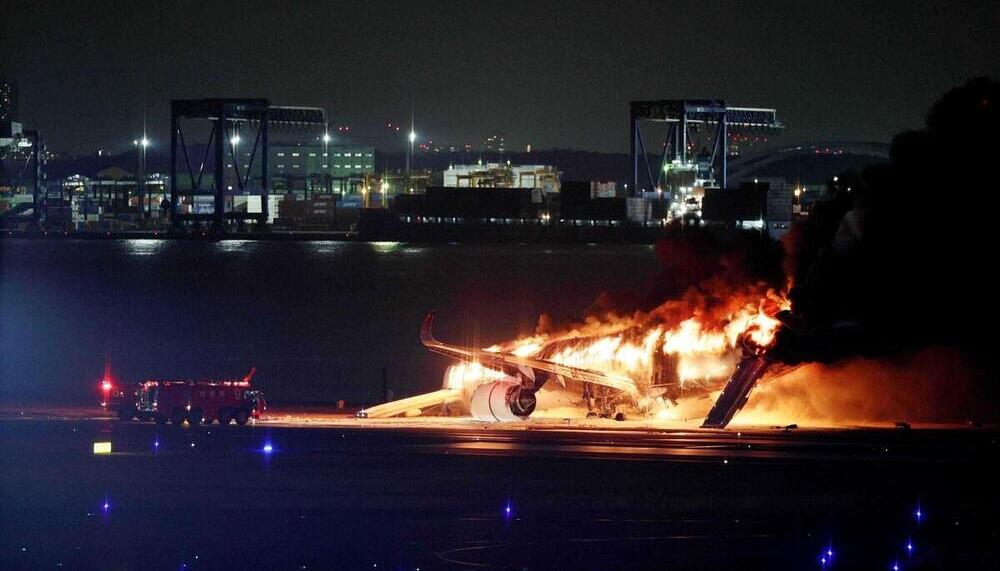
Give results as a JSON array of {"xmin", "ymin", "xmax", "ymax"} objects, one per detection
[{"xmin": 1, "ymin": 407, "xmax": 997, "ymax": 569}]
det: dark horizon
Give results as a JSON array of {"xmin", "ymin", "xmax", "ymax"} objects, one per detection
[{"xmin": 3, "ymin": 0, "xmax": 997, "ymax": 155}]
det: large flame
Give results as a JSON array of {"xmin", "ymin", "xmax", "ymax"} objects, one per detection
[
  {"xmin": 443, "ymin": 362, "xmax": 507, "ymax": 390},
  {"xmin": 459, "ymin": 286, "xmax": 790, "ymax": 409}
]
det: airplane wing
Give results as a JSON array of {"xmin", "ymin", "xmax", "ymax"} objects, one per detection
[{"xmin": 421, "ymin": 312, "xmax": 639, "ymax": 396}]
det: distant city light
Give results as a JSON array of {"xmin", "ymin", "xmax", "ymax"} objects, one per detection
[
  {"xmin": 231, "ymin": 134, "xmax": 241, "ymax": 146},
  {"xmin": 322, "ymin": 133, "xmax": 331, "ymax": 143},
  {"xmin": 141, "ymin": 137, "xmax": 150, "ymax": 148},
  {"xmin": 409, "ymin": 131, "xmax": 417, "ymax": 143}
]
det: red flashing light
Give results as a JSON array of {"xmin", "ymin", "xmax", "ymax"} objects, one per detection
[{"xmin": 101, "ymin": 380, "xmax": 113, "ymax": 392}]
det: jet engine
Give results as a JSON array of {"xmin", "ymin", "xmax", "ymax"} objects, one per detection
[{"xmin": 469, "ymin": 379, "xmax": 537, "ymax": 422}]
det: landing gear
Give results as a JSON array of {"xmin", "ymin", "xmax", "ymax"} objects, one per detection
[{"xmin": 582, "ymin": 383, "xmax": 625, "ymax": 420}]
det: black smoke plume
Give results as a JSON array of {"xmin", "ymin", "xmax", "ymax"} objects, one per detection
[{"xmin": 772, "ymin": 78, "xmax": 1000, "ymax": 381}]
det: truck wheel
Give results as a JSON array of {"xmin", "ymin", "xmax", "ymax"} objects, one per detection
[
  {"xmin": 117, "ymin": 404, "xmax": 137, "ymax": 421},
  {"xmin": 234, "ymin": 409, "xmax": 250, "ymax": 426},
  {"xmin": 170, "ymin": 408, "xmax": 187, "ymax": 425},
  {"xmin": 154, "ymin": 413, "xmax": 168, "ymax": 425},
  {"xmin": 217, "ymin": 408, "xmax": 233, "ymax": 426},
  {"xmin": 188, "ymin": 408, "xmax": 203, "ymax": 426}
]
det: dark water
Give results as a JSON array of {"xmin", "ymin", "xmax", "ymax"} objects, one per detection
[{"xmin": 1, "ymin": 239, "xmax": 657, "ymax": 405}]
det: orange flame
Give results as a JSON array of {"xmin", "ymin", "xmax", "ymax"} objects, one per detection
[{"xmin": 475, "ymin": 287, "xmax": 789, "ymax": 396}]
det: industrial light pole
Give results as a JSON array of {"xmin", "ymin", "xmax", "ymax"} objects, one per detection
[
  {"xmin": 407, "ymin": 129, "xmax": 416, "ymax": 174},
  {"xmin": 134, "ymin": 136, "xmax": 149, "ymax": 221},
  {"xmin": 407, "ymin": 127, "xmax": 417, "ymax": 197},
  {"xmin": 322, "ymin": 127, "xmax": 331, "ymax": 194}
]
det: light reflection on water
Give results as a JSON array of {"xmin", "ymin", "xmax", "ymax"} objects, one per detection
[
  {"xmin": 369, "ymin": 241, "xmax": 400, "ymax": 253},
  {"xmin": 122, "ymin": 239, "xmax": 164, "ymax": 256},
  {"xmin": 307, "ymin": 241, "xmax": 349, "ymax": 255},
  {"xmin": 212, "ymin": 240, "xmax": 258, "ymax": 253}
]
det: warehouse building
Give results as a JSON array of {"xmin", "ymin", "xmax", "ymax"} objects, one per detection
[{"xmin": 268, "ymin": 144, "xmax": 374, "ymax": 195}]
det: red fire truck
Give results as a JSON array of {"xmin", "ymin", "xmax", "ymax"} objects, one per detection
[{"xmin": 114, "ymin": 368, "xmax": 266, "ymax": 426}]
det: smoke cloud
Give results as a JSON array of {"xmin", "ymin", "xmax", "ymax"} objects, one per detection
[
  {"xmin": 774, "ymin": 77, "xmax": 1000, "ymax": 365},
  {"xmin": 740, "ymin": 347, "xmax": 987, "ymax": 426}
]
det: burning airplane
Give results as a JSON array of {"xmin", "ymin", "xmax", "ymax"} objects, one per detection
[{"xmin": 361, "ymin": 288, "xmax": 787, "ymax": 427}]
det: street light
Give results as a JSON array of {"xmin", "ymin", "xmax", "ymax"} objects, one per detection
[
  {"xmin": 407, "ymin": 130, "xmax": 416, "ymax": 174},
  {"xmin": 134, "ymin": 136, "xmax": 150, "ymax": 221},
  {"xmin": 322, "ymin": 129, "xmax": 332, "ymax": 193}
]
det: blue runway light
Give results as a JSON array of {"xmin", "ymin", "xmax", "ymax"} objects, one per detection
[
  {"xmin": 907, "ymin": 541, "xmax": 913, "ymax": 552},
  {"xmin": 263, "ymin": 443, "xmax": 274, "ymax": 454},
  {"xmin": 892, "ymin": 562, "xmax": 899, "ymax": 571}
]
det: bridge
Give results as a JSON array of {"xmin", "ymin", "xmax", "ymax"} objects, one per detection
[{"xmin": 727, "ymin": 141, "xmax": 890, "ymax": 182}]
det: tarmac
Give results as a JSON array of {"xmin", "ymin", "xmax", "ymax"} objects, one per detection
[{"xmin": 1, "ymin": 405, "xmax": 997, "ymax": 569}]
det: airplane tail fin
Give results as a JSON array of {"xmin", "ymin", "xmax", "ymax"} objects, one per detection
[{"xmin": 420, "ymin": 311, "xmax": 438, "ymax": 346}]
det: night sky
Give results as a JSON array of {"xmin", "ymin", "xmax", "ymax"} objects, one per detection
[{"xmin": 3, "ymin": 0, "xmax": 997, "ymax": 155}]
